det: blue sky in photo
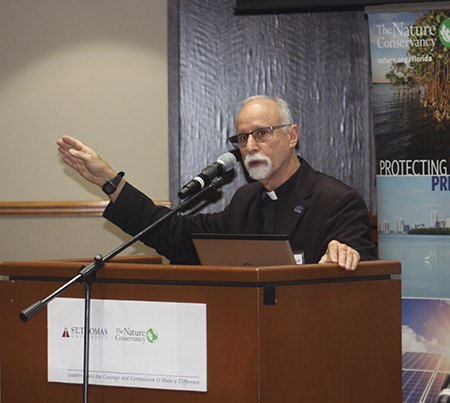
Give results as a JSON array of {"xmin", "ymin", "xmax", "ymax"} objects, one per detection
[{"xmin": 403, "ymin": 298, "xmax": 450, "ymax": 353}]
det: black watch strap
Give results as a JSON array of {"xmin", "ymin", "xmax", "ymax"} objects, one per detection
[{"xmin": 102, "ymin": 171, "xmax": 125, "ymax": 195}]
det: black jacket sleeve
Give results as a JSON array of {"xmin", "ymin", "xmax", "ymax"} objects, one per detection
[{"xmin": 103, "ymin": 182, "xmax": 231, "ymax": 264}]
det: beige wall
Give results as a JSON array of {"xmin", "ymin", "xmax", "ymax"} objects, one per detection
[{"xmin": 0, "ymin": 1, "xmax": 169, "ymax": 263}]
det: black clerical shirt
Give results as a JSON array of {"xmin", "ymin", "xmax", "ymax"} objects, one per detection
[{"xmin": 260, "ymin": 166, "xmax": 301, "ymax": 234}]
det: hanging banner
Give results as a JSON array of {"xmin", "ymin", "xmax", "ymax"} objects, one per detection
[
  {"xmin": 48, "ymin": 298, "xmax": 207, "ymax": 392},
  {"xmin": 368, "ymin": 7, "xmax": 450, "ymax": 403}
]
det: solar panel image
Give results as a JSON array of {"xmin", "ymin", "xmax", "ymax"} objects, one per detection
[
  {"xmin": 439, "ymin": 355, "xmax": 450, "ymax": 372},
  {"xmin": 402, "ymin": 352, "xmax": 450, "ymax": 403},
  {"xmin": 403, "ymin": 351, "xmax": 441, "ymax": 370},
  {"xmin": 401, "ymin": 299, "xmax": 450, "ymax": 402},
  {"xmin": 403, "ymin": 368, "xmax": 432, "ymax": 403},
  {"xmin": 424, "ymin": 372, "xmax": 448, "ymax": 403}
]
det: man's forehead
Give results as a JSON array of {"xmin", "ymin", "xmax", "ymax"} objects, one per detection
[{"xmin": 236, "ymin": 100, "xmax": 281, "ymax": 131}]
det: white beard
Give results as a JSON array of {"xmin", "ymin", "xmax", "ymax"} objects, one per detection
[{"xmin": 244, "ymin": 152, "xmax": 273, "ymax": 181}]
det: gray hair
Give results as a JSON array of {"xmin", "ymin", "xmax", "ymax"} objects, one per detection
[{"xmin": 238, "ymin": 95, "xmax": 294, "ymax": 131}]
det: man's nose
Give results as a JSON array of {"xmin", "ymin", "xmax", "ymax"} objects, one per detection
[{"xmin": 245, "ymin": 134, "xmax": 259, "ymax": 153}]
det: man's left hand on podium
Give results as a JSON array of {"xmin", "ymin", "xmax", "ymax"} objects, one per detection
[{"xmin": 318, "ymin": 240, "xmax": 361, "ymax": 271}]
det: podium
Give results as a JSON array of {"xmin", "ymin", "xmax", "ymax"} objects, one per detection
[{"xmin": 0, "ymin": 257, "xmax": 401, "ymax": 402}]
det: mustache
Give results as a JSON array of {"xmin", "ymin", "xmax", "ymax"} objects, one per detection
[{"xmin": 244, "ymin": 152, "xmax": 271, "ymax": 165}]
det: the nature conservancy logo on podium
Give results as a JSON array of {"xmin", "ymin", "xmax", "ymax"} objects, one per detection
[
  {"xmin": 146, "ymin": 328, "xmax": 158, "ymax": 343},
  {"xmin": 48, "ymin": 298, "xmax": 207, "ymax": 391},
  {"xmin": 114, "ymin": 326, "xmax": 158, "ymax": 344}
]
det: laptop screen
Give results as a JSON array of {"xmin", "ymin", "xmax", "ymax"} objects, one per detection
[{"xmin": 191, "ymin": 233, "xmax": 303, "ymax": 267}]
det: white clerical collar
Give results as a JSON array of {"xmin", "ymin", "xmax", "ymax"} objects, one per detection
[{"xmin": 266, "ymin": 190, "xmax": 278, "ymax": 200}]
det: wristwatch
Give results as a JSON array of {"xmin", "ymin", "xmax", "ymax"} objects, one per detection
[{"xmin": 102, "ymin": 172, "xmax": 124, "ymax": 195}]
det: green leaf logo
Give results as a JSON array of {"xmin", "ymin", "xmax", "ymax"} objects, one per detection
[
  {"xmin": 439, "ymin": 18, "xmax": 450, "ymax": 47},
  {"xmin": 146, "ymin": 328, "xmax": 158, "ymax": 343}
]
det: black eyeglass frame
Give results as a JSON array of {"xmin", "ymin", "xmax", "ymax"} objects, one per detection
[{"xmin": 228, "ymin": 124, "xmax": 293, "ymax": 149}]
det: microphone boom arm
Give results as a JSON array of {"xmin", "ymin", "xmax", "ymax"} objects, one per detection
[{"xmin": 20, "ymin": 176, "xmax": 225, "ymax": 322}]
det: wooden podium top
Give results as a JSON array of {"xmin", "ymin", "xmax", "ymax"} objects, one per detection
[{"xmin": 0, "ymin": 255, "xmax": 401, "ymax": 285}]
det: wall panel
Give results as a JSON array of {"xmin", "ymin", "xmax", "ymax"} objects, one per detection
[{"xmin": 169, "ymin": 0, "xmax": 375, "ymax": 213}]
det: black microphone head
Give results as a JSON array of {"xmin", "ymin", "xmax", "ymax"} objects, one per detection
[
  {"xmin": 178, "ymin": 152, "xmax": 236, "ymax": 199},
  {"xmin": 216, "ymin": 152, "xmax": 237, "ymax": 172}
]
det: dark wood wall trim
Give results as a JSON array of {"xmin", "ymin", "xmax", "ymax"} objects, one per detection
[{"xmin": 0, "ymin": 201, "xmax": 172, "ymax": 216}]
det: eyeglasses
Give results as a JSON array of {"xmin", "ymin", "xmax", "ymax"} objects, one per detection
[{"xmin": 229, "ymin": 124, "xmax": 293, "ymax": 149}]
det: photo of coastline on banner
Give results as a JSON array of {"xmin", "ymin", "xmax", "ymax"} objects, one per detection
[
  {"xmin": 368, "ymin": 7, "xmax": 450, "ymax": 403},
  {"xmin": 47, "ymin": 298, "xmax": 207, "ymax": 392}
]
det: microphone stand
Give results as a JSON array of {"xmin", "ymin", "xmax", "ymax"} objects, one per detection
[{"xmin": 20, "ymin": 176, "xmax": 224, "ymax": 403}]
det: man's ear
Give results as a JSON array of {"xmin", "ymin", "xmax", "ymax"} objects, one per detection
[{"xmin": 289, "ymin": 125, "xmax": 300, "ymax": 148}]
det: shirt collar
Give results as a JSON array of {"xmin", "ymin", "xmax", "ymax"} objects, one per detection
[
  {"xmin": 263, "ymin": 162, "xmax": 301, "ymax": 201},
  {"xmin": 265, "ymin": 190, "xmax": 278, "ymax": 200}
]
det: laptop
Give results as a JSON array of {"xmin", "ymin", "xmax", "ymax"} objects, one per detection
[{"xmin": 191, "ymin": 233, "xmax": 304, "ymax": 267}]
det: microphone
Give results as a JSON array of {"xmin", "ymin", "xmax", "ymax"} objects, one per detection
[
  {"xmin": 178, "ymin": 152, "xmax": 237, "ymax": 199},
  {"xmin": 437, "ymin": 375, "xmax": 450, "ymax": 403}
]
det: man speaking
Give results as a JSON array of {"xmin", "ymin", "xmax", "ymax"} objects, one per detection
[{"xmin": 57, "ymin": 95, "xmax": 377, "ymax": 270}]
